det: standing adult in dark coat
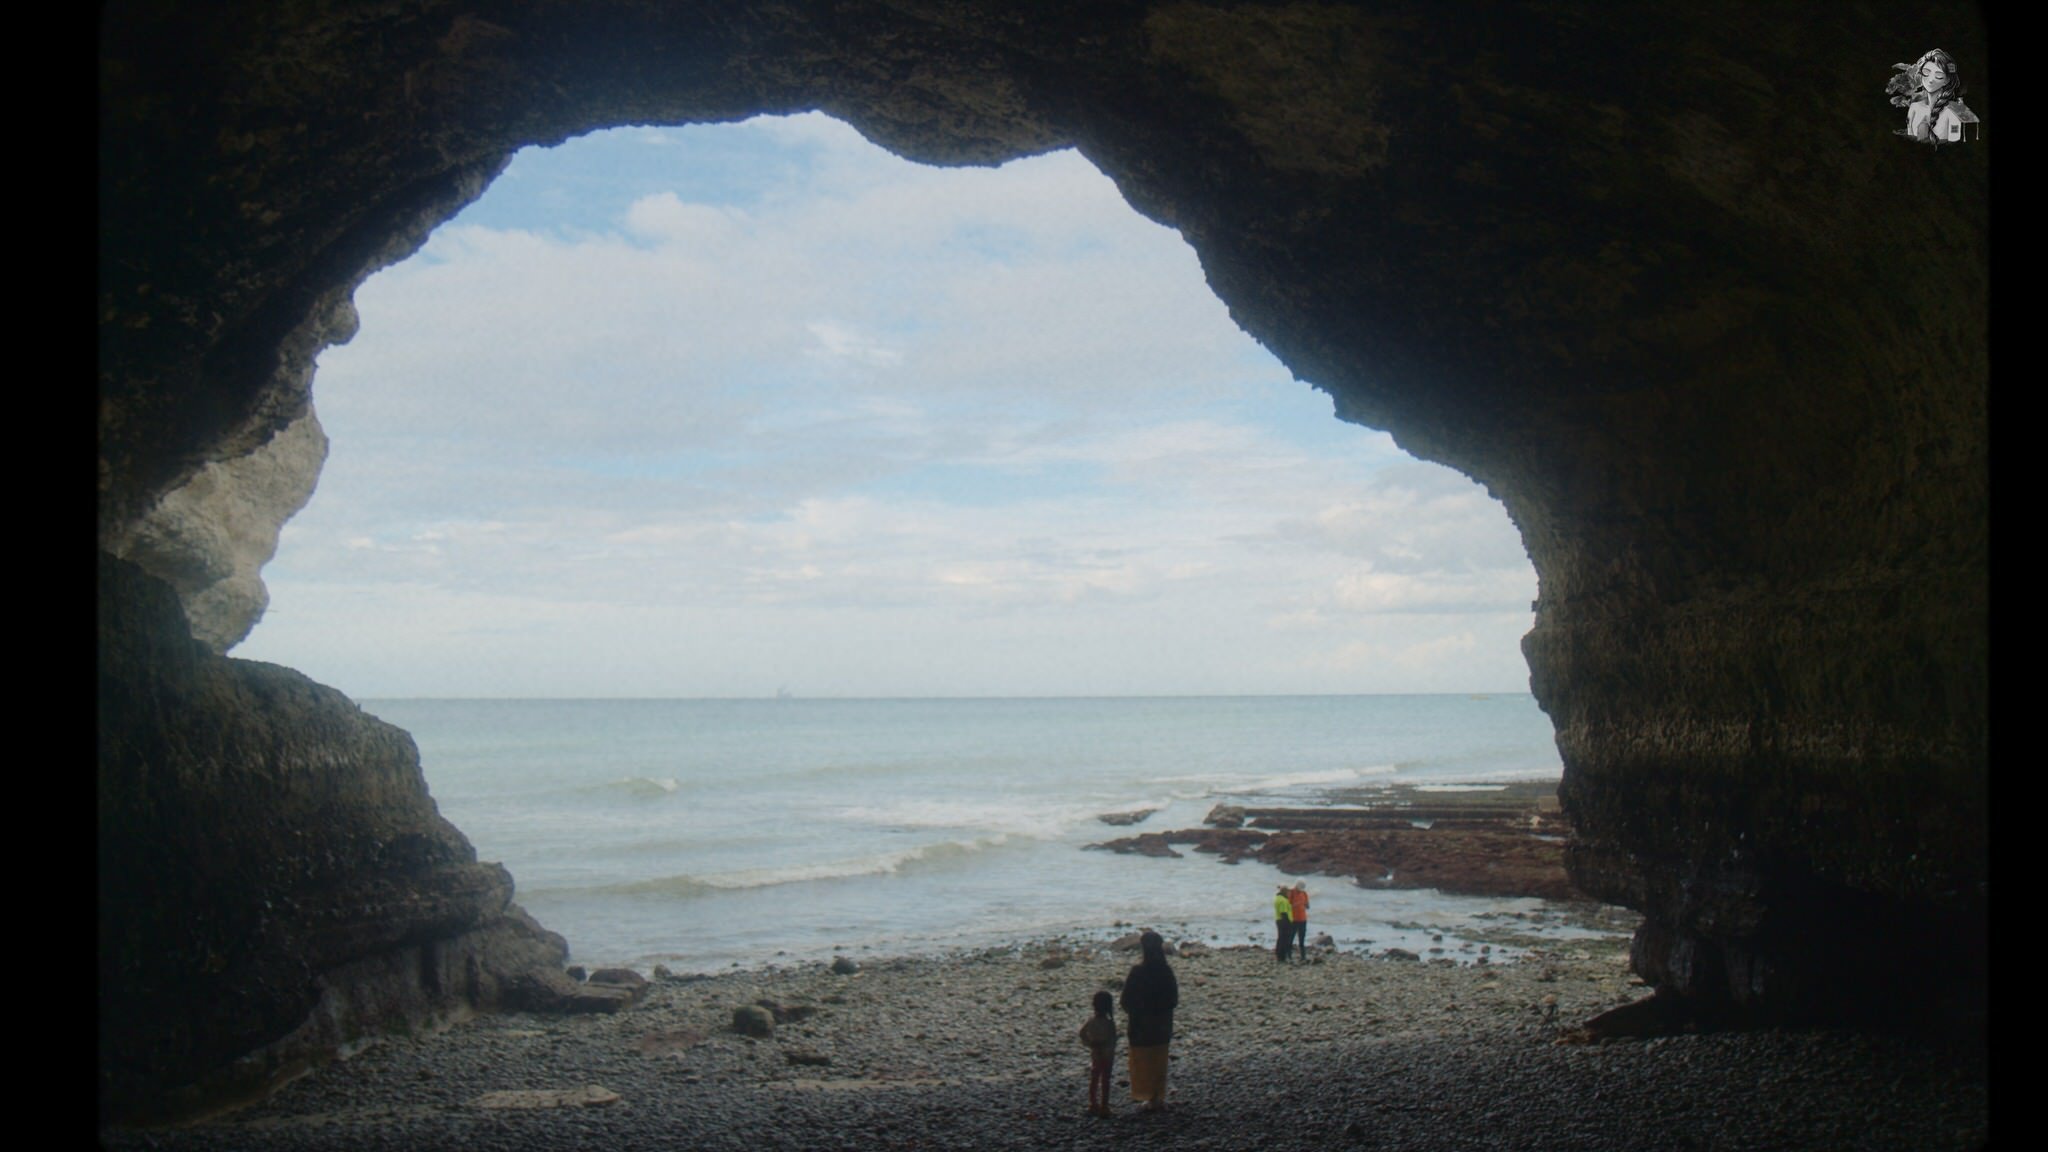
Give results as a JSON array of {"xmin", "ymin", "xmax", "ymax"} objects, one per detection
[{"xmin": 1120, "ymin": 930, "xmax": 1179, "ymax": 1112}]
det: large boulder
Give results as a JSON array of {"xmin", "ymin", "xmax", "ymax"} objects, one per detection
[
  {"xmin": 587, "ymin": 968, "xmax": 652, "ymax": 1006},
  {"xmin": 730, "ymin": 1005, "xmax": 775, "ymax": 1039}
]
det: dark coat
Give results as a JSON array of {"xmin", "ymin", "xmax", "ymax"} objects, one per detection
[{"xmin": 1120, "ymin": 960, "xmax": 1179, "ymax": 1047}]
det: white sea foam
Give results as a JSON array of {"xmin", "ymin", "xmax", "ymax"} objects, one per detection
[
  {"xmin": 838, "ymin": 798, "xmax": 1090, "ymax": 841},
  {"xmin": 612, "ymin": 776, "xmax": 681, "ymax": 797},
  {"xmin": 564, "ymin": 835, "xmax": 1015, "ymax": 898},
  {"xmin": 556, "ymin": 775, "xmax": 691, "ymax": 801},
  {"xmin": 1139, "ymin": 764, "xmax": 1398, "ymax": 799},
  {"xmin": 1231, "ymin": 764, "xmax": 1398, "ymax": 794}
]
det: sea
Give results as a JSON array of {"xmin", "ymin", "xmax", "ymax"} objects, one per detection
[{"xmin": 359, "ymin": 694, "xmax": 1619, "ymax": 974}]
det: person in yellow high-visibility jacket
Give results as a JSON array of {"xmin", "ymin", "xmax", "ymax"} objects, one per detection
[{"xmin": 1273, "ymin": 885, "xmax": 1294, "ymax": 962}]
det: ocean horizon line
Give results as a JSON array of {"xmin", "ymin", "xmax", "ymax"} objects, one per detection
[{"xmin": 356, "ymin": 690, "xmax": 1536, "ymax": 703}]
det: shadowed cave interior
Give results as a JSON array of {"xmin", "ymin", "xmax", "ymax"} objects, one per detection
[{"xmin": 98, "ymin": 0, "xmax": 1985, "ymax": 1125}]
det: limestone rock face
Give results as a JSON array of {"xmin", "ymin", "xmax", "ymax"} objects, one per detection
[
  {"xmin": 99, "ymin": 0, "xmax": 1986, "ymax": 1120},
  {"xmin": 97, "ymin": 553, "xmax": 570, "ymax": 1121},
  {"xmin": 114, "ymin": 405, "xmax": 329, "ymax": 652}
]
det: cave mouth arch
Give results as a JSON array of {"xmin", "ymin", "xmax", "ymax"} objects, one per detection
[
  {"xmin": 231, "ymin": 113, "xmax": 1557, "ymax": 974},
  {"xmin": 99, "ymin": 0, "xmax": 1985, "ymax": 1123}
]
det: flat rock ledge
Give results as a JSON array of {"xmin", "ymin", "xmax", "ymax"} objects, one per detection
[{"xmin": 1090, "ymin": 782, "xmax": 1577, "ymax": 901}]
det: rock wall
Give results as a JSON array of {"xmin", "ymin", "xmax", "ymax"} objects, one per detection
[
  {"xmin": 114, "ymin": 404, "xmax": 331, "ymax": 652},
  {"xmin": 98, "ymin": 553, "xmax": 574, "ymax": 1120},
  {"xmin": 98, "ymin": 0, "xmax": 1987, "ymax": 1120}
]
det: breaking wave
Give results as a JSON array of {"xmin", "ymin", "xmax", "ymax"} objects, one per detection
[
  {"xmin": 603, "ymin": 776, "xmax": 682, "ymax": 799},
  {"xmin": 1142, "ymin": 763, "xmax": 1398, "ymax": 799},
  {"xmin": 551, "ymin": 836, "xmax": 1012, "ymax": 899}
]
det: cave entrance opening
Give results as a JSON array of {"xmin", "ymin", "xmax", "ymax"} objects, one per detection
[{"xmin": 232, "ymin": 112, "xmax": 1554, "ymax": 972}]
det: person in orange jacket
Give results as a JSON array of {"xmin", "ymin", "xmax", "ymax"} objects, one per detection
[{"xmin": 1287, "ymin": 882, "xmax": 1310, "ymax": 962}]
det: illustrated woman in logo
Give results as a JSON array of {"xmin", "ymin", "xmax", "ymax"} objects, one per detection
[{"xmin": 1888, "ymin": 49, "xmax": 1977, "ymax": 143}]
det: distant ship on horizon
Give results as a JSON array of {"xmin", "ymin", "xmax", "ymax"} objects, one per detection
[{"xmin": 775, "ymin": 685, "xmax": 794, "ymax": 701}]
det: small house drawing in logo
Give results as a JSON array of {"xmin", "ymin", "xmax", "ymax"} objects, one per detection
[{"xmin": 1887, "ymin": 49, "xmax": 1978, "ymax": 144}]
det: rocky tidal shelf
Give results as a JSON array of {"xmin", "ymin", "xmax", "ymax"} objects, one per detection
[{"xmin": 1090, "ymin": 782, "xmax": 1579, "ymax": 902}]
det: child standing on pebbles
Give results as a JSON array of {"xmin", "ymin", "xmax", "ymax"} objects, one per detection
[{"xmin": 1079, "ymin": 990, "xmax": 1118, "ymax": 1116}]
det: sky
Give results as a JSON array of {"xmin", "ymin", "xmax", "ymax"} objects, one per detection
[{"xmin": 234, "ymin": 113, "xmax": 1540, "ymax": 699}]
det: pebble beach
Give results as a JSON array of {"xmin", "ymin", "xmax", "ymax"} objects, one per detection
[{"xmin": 101, "ymin": 909, "xmax": 1989, "ymax": 1152}]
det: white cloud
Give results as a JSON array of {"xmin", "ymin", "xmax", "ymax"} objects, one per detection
[
  {"xmin": 805, "ymin": 320, "xmax": 903, "ymax": 366},
  {"xmin": 623, "ymin": 192, "xmax": 747, "ymax": 247},
  {"xmin": 1324, "ymin": 565, "xmax": 1534, "ymax": 615}
]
